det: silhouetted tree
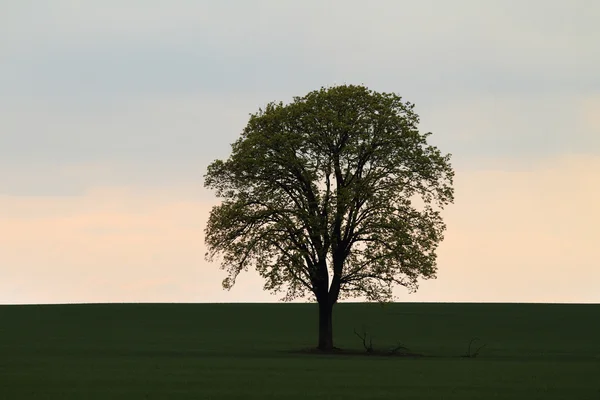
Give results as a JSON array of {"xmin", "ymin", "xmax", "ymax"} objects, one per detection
[{"xmin": 204, "ymin": 85, "xmax": 454, "ymax": 350}]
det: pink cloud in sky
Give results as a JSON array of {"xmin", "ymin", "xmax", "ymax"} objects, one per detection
[
  {"xmin": 409, "ymin": 154, "xmax": 600, "ymax": 303},
  {"xmin": 0, "ymin": 186, "xmax": 245, "ymax": 304},
  {"xmin": 1, "ymin": 155, "xmax": 599, "ymax": 304}
]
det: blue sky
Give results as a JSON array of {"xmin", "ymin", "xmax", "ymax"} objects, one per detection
[{"xmin": 1, "ymin": 1, "xmax": 598, "ymax": 304}]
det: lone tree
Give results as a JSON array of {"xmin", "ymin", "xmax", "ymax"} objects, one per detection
[{"xmin": 204, "ymin": 85, "xmax": 454, "ymax": 351}]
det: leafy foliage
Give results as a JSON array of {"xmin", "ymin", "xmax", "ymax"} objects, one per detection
[{"xmin": 204, "ymin": 85, "xmax": 454, "ymax": 304}]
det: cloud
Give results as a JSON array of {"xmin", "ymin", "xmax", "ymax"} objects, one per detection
[
  {"xmin": 420, "ymin": 92, "xmax": 600, "ymax": 165},
  {"xmin": 2, "ymin": 0, "xmax": 597, "ymax": 99},
  {"xmin": 1, "ymin": 88, "xmax": 597, "ymax": 197},
  {"xmin": 0, "ymin": 186, "xmax": 224, "ymax": 304},
  {"xmin": 2, "ymin": 0, "xmax": 597, "ymax": 191},
  {"xmin": 0, "ymin": 0, "xmax": 598, "ymax": 304},
  {"xmin": 0, "ymin": 184, "xmax": 278, "ymax": 304},
  {"xmin": 579, "ymin": 96, "xmax": 600, "ymax": 136},
  {"xmin": 0, "ymin": 94, "xmax": 255, "ymax": 167},
  {"xmin": 400, "ymin": 154, "xmax": 600, "ymax": 303},
  {"xmin": 1, "ymin": 155, "xmax": 599, "ymax": 304}
]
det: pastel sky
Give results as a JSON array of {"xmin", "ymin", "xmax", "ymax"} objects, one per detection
[{"xmin": 1, "ymin": 1, "xmax": 598, "ymax": 304}]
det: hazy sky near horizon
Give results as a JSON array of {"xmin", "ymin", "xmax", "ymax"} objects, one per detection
[{"xmin": 1, "ymin": 0, "xmax": 599, "ymax": 304}]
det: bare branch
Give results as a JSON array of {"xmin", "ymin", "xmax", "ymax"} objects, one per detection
[{"xmin": 353, "ymin": 326, "xmax": 374, "ymax": 353}]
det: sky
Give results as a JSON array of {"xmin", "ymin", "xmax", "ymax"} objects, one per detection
[{"xmin": 1, "ymin": 0, "xmax": 598, "ymax": 304}]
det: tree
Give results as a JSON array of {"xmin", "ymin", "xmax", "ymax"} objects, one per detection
[{"xmin": 204, "ymin": 85, "xmax": 454, "ymax": 351}]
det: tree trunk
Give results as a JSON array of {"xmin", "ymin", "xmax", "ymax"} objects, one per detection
[{"xmin": 317, "ymin": 299, "xmax": 334, "ymax": 351}]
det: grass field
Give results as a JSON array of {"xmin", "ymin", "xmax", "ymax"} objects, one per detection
[{"xmin": 1, "ymin": 302, "xmax": 599, "ymax": 399}]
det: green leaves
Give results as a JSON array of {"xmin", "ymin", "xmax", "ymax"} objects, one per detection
[{"xmin": 204, "ymin": 84, "xmax": 454, "ymax": 303}]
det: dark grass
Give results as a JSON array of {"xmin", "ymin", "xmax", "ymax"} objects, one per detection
[{"xmin": 1, "ymin": 303, "xmax": 599, "ymax": 399}]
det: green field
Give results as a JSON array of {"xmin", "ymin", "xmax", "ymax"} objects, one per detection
[{"xmin": 1, "ymin": 303, "xmax": 599, "ymax": 399}]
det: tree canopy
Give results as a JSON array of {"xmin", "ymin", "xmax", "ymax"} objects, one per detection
[{"xmin": 204, "ymin": 85, "xmax": 454, "ymax": 350}]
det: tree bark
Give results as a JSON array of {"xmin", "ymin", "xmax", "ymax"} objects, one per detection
[{"xmin": 317, "ymin": 299, "xmax": 334, "ymax": 351}]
